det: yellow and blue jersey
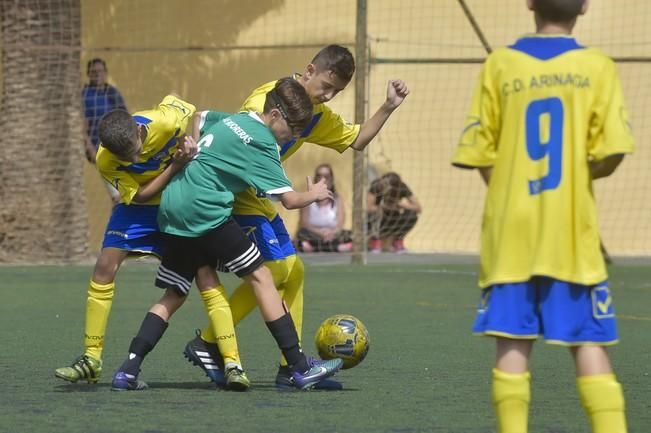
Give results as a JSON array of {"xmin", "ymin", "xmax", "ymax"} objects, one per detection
[
  {"xmin": 453, "ymin": 35, "xmax": 634, "ymax": 288},
  {"xmin": 96, "ymin": 94, "xmax": 196, "ymax": 206},
  {"xmin": 233, "ymin": 75, "xmax": 361, "ymax": 219}
]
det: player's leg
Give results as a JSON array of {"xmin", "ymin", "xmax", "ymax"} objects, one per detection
[
  {"xmin": 493, "ymin": 338, "xmax": 533, "ymax": 433},
  {"xmin": 244, "ymin": 265, "xmax": 342, "ymax": 390},
  {"xmin": 54, "ymin": 247, "xmax": 127, "ymax": 383},
  {"xmin": 185, "ymin": 215, "xmax": 289, "ymax": 379},
  {"xmin": 573, "ymin": 346, "xmax": 627, "ymax": 433},
  {"xmin": 195, "ymin": 265, "xmax": 249, "ymax": 391},
  {"xmin": 196, "ymin": 216, "xmax": 288, "ymax": 342},
  {"xmin": 267, "ymin": 216, "xmax": 344, "ymax": 390},
  {"xmin": 112, "ymin": 288, "xmax": 186, "ymax": 391},
  {"xmin": 112, "ymin": 232, "xmax": 196, "ymax": 391},
  {"xmin": 473, "ymin": 281, "xmax": 539, "ymax": 433},
  {"xmin": 216, "ymin": 218, "xmax": 342, "ymax": 389},
  {"xmin": 55, "ymin": 204, "xmax": 161, "ymax": 383},
  {"xmin": 184, "ymin": 258, "xmax": 288, "ymax": 385},
  {"xmin": 539, "ymin": 279, "xmax": 627, "ymax": 433},
  {"xmin": 85, "ymin": 248, "xmax": 128, "ymax": 358}
]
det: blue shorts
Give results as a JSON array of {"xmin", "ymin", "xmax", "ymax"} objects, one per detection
[
  {"xmin": 472, "ymin": 277, "xmax": 618, "ymax": 346},
  {"xmin": 232, "ymin": 214, "xmax": 296, "ymax": 261},
  {"xmin": 102, "ymin": 203, "xmax": 163, "ymax": 257}
]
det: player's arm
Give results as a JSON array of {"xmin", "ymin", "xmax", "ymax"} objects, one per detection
[
  {"xmin": 590, "ymin": 154, "xmax": 624, "ymax": 180},
  {"xmin": 587, "ymin": 59, "xmax": 633, "ymax": 179},
  {"xmin": 190, "ymin": 110, "xmax": 231, "ymax": 142},
  {"xmin": 191, "ymin": 111, "xmax": 204, "ymax": 141},
  {"xmin": 452, "ymin": 58, "xmax": 498, "ymax": 186},
  {"xmin": 132, "ymin": 136, "xmax": 198, "ymax": 203},
  {"xmin": 478, "ymin": 167, "xmax": 492, "ymax": 185},
  {"xmin": 349, "ymin": 80, "xmax": 410, "ymax": 151},
  {"xmin": 452, "ymin": 162, "xmax": 492, "ymax": 185},
  {"xmin": 278, "ymin": 177, "xmax": 333, "ymax": 210}
]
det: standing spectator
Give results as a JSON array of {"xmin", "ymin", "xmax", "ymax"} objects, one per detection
[
  {"xmin": 367, "ymin": 172, "xmax": 421, "ymax": 253},
  {"xmin": 82, "ymin": 58, "xmax": 127, "ymax": 164},
  {"xmin": 296, "ymin": 163, "xmax": 353, "ymax": 253}
]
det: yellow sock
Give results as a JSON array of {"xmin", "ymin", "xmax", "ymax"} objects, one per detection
[
  {"xmin": 84, "ymin": 280, "xmax": 115, "ymax": 360},
  {"xmin": 200, "ymin": 260, "xmax": 290, "ymax": 344},
  {"xmin": 200, "ymin": 286, "xmax": 241, "ymax": 366},
  {"xmin": 492, "ymin": 369, "xmax": 531, "ymax": 433},
  {"xmin": 577, "ymin": 374, "xmax": 627, "ymax": 433},
  {"xmin": 278, "ymin": 255, "xmax": 304, "ymax": 366}
]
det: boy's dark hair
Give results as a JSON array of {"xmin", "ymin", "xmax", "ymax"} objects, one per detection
[
  {"xmin": 87, "ymin": 58, "xmax": 107, "ymax": 74},
  {"xmin": 98, "ymin": 109, "xmax": 139, "ymax": 160},
  {"xmin": 532, "ymin": 0, "xmax": 584, "ymax": 23},
  {"xmin": 264, "ymin": 77, "xmax": 313, "ymax": 137},
  {"xmin": 311, "ymin": 45, "xmax": 355, "ymax": 82}
]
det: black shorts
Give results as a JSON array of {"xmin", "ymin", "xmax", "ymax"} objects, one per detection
[{"xmin": 155, "ymin": 218, "xmax": 264, "ymax": 295}]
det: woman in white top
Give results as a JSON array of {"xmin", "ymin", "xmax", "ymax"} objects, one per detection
[{"xmin": 296, "ymin": 164, "xmax": 352, "ymax": 253}]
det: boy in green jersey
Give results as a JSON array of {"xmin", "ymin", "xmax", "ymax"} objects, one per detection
[{"xmin": 111, "ymin": 78, "xmax": 343, "ymax": 391}]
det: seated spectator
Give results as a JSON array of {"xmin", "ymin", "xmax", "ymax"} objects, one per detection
[
  {"xmin": 297, "ymin": 164, "xmax": 353, "ymax": 253},
  {"xmin": 367, "ymin": 172, "xmax": 421, "ymax": 253}
]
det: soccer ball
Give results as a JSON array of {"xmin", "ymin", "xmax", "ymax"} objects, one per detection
[{"xmin": 314, "ymin": 314, "xmax": 369, "ymax": 369}]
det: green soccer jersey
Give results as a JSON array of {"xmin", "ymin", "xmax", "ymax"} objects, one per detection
[{"xmin": 158, "ymin": 111, "xmax": 293, "ymax": 236}]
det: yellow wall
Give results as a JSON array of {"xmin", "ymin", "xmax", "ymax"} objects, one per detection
[{"xmin": 81, "ymin": 0, "xmax": 651, "ymax": 254}]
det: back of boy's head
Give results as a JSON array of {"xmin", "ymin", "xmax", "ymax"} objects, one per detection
[
  {"xmin": 311, "ymin": 44, "xmax": 355, "ymax": 82},
  {"xmin": 264, "ymin": 77, "xmax": 313, "ymax": 136},
  {"xmin": 531, "ymin": 0, "xmax": 584, "ymax": 22},
  {"xmin": 98, "ymin": 109, "xmax": 139, "ymax": 159}
]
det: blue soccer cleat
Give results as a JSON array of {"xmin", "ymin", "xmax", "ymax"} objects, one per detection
[
  {"xmin": 111, "ymin": 371, "xmax": 148, "ymax": 391},
  {"xmin": 290, "ymin": 357, "xmax": 343, "ymax": 390},
  {"xmin": 275, "ymin": 364, "xmax": 343, "ymax": 391},
  {"xmin": 183, "ymin": 331, "xmax": 226, "ymax": 387}
]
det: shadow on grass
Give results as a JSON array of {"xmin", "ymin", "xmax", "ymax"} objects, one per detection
[
  {"xmin": 53, "ymin": 380, "xmax": 358, "ymax": 393},
  {"xmin": 53, "ymin": 381, "xmax": 216, "ymax": 392}
]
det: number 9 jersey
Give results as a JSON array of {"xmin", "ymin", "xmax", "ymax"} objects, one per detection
[{"xmin": 452, "ymin": 35, "xmax": 635, "ymax": 289}]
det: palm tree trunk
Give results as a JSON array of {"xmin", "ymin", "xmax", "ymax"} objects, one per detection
[{"xmin": 0, "ymin": 0, "xmax": 88, "ymax": 262}]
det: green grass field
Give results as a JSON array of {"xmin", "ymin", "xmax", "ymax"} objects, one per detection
[{"xmin": 1, "ymin": 262, "xmax": 649, "ymax": 433}]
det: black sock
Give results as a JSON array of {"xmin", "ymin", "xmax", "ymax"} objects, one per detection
[
  {"xmin": 265, "ymin": 313, "xmax": 309, "ymax": 373},
  {"xmin": 119, "ymin": 312, "xmax": 168, "ymax": 375}
]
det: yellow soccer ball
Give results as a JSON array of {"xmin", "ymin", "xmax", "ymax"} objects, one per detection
[{"xmin": 314, "ymin": 314, "xmax": 370, "ymax": 369}]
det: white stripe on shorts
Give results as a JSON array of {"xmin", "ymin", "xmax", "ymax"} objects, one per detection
[
  {"xmin": 229, "ymin": 249, "xmax": 262, "ymax": 273},
  {"xmin": 156, "ymin": 265, "xmax": 192, "ymax": 294},
  {"xmin": 226, "ymin": 244, "xmax": 261, "ymax": 273}
]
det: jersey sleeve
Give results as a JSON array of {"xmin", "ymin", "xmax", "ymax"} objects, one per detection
[
  {"xmin": 95, "ymin": 148, "xmax": 141, "ymax": 204},
  {"xmin": 157, "ymin": 94, "xmax": 197, "ymax": 138},
  {"xmin": 248, "ymin": 140, "xmax": 294, "ymax": 200},
  {"xmin": 587, "ymin": 59, "xmax": 635, "ymax": 161},
  {"xmin": 198, "ymin": 110, "xmax": 230, "ymax": 135},
  {"xmin": 307, "ymin": 105, "xmax": 361, "ymax": 153},
  {"xmin": 452, "ymin": 58, "xmax": 500, "ymax": 168}
]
